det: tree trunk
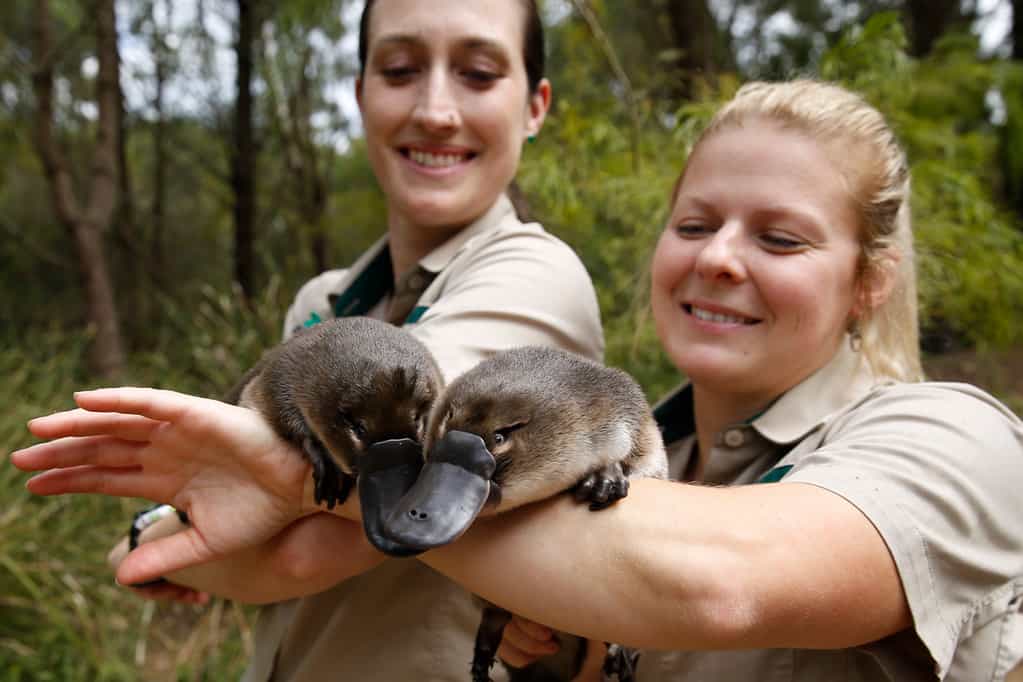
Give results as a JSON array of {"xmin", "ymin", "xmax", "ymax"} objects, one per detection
[
  {"xmin": 233, "ymin": 0, "xmax": 257, "ymax": 299},
  {"xmin": 663, "ymin": 0, "xmax": 734, "ymax": 100},
  {"xmin": 32, "ymin": 0, "xmax": 125, "ymax": 378},
  {"xmin": 1013, "ymin": 0, "xmax": 1022, "ymax": 61},
  {"xmin": 905, "ymin": 0, "xmax": 965, "ymax": 56},
  {"xmin": 152, "ymin": 0, "xmax": 170, "ymax": 273}
]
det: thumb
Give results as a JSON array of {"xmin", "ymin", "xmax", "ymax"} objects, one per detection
[{"xmin": 117, "ymin": 528, "xmax": 210, "ymax": 585}]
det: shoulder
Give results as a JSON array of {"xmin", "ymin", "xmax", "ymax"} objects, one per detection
[
  {"xmin": 282, "ymin": 269, "xmax": 349, "ymax": 340},
  {"xmin": 827, "ymin": 380, "xmax": 1023, "ymax": 453}
]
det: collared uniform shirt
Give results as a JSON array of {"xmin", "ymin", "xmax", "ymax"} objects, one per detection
[
  {"xmin": 244, "ymin": 195, "xmax": 604, "ymax": 681},
  {"xmin": 640, "ymin": 344, "xmax": 1023, "ymax": 681}
]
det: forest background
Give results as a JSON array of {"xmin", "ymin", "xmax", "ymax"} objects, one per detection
[{"xmin": 2, "ymin": 0, "xmax": 1023, "ymax": 679}]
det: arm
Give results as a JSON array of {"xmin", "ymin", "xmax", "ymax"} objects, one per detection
[{"xmin": 418, "ymin": 478, "xmax": 909, "ymax": 651}]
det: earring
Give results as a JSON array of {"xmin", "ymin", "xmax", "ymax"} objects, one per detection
[
  {"xmin": 526, "ymin": 135, "xmax": 537, "ymax": 144},
  {"xmin": 848, "ymin": 320, "xmax": 863, "ymax": 352}
]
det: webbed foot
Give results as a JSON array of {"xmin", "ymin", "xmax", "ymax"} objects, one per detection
[
  {"xmin": 602, "ymin": 644, "xmax": 639, "ymax": 682},
  {"xmin": 572, "ymin": 461, "xmax": 630, "ymax": 511},
  {"xmin": 471, "ymin": 605, "xmax": 513, "ymax": 682}
]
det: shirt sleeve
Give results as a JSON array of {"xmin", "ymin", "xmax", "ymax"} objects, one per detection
[
  {"xmin": 408, "ymin": 229, "xmax": 605, "ymax": 382},
  {"xmin": 783, "ymin": 382, "xmax": 1023, "ymax": 677}
]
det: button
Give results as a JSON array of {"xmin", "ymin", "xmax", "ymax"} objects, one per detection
[{"xmin": 723, "ymin": 428, "xmax": 745, "ymax": 448}]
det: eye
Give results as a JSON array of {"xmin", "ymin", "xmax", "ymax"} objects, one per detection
[
  {"xmin": 493, "ymin": 422, "xmax": 526, "ymax": 446},
  {"xmin": 759, "ymin": 232, "xmax": 806, "ymax": 252},
  {"xmin": 675, "ymin": 223, "xmax": 713, "ymax": 238},
  {"xmin": 461, "ymin": 69, "xmax": 499, "ymax": 87},
  {"xmin": 380, "ymin": 66, "xmax": 418, "ymax": 82},
  {"xmin": 339, "ymin": 410, "xmax": 368, "ymax": 439}
]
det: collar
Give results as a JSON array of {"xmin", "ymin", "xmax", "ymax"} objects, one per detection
[
  {"xmin": 753, "ymin": 340, "xmax": 878, "ymax": 444},
  {"xmin": 652, "ymin": 341, "xmax": 878, "ymax": 447},
  {"xmin": 418, "ymin": 194, "xmax": 517, "ymax": 273}
]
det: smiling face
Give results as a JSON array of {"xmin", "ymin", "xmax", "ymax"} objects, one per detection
[
  {"xmin": 357, "ymin": 0, "xmax": 549, "ymax": 237},
  {"xmin": 651, "ymin": 119, "xmax": 866, "ymax": 406}
]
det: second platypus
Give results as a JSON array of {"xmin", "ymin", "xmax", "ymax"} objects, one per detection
[
  {"xmin": 225, "ymin": 317, "xmax": 442, "ymax": 531},
  {"xmin": 373, "ymin": 345, "xmax": 668, "ymax": 682}
]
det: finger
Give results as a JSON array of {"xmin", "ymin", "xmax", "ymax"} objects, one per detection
[
  {"xmin": 117, "ymin": 529, "xmax": 214, "ymax": 586},
  {"xmin": 497, "ymin": 640, "xmax": 542, "ymax": 669},
  {"xmin": 510, "ymin": 614, "xmax": 555, "ymax": 642},
  {"xmin": 12, "ymin": 436, "xmax": 146, "ymax": 472},
  {"xmin": 25, "ymin": 465, "xmax": 169, "ymax": 502},
  {"xmin": 74, "ymin": 387, "xmax": 213, "ymax": 423},
  {"xmin": 28, "ymin": 409, "xmax": 163, "ymax": 441},
  {"xmin": 570, "ymin": 640, "xmax": 608, "ymax": 682},
  {"xmin": 502, "ymin": 617, "xmax": 559, "ymax": 657}
]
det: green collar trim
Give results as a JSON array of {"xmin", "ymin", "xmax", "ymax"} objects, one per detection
[
  {"xmin": 405, "ymin": 305, "xmax": 429, "ymax": 324},
  {"xmin": 330, "ymin": 247, "xmax": 394, "ymax": 319},
  {"xmin": 757, "ymin": 465, "xmax": 793, "ymax": 484}
]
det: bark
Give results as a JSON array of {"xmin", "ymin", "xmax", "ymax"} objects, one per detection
[
  {"xmin": 663, "ymin": 0, "xmax": 735, "ymax": 99},
  {"xmin": 1013, "ymin": 0, "xmax": 1022, "ymax": 61},
  {"xmin": 905, "ymin": 0, "xmax": 966, "ymax": 57},
  {"xmin": 232, "ymin": 0, "xmax": 257, "ymax": 299},
  {"xmin": 152, "ymin": 0, "xmax": 170, "ymax": 272},
  {"xmin": 32, "ymin": 0, "xmax": 125, "ymax": 378}
]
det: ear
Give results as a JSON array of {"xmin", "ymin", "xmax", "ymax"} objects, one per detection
[
  {"xmin": 851, "ymin": 250, "xmax": 899, "ymax": 320},
  {"xmin": 524, "ymin": 78, "xmax": 552, "ymax": 139},
  {"xmin": 355, "ymin": 77, "xmax": 364, "ymax": 111}
]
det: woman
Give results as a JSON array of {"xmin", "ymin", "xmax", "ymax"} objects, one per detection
[
  {"xmin": 15, "ymin": 1, "xmax": 603, "ymax": 680},
  {"xmin": 15, "ymin": 82, "xmax": 1023, "ymax": 679}
]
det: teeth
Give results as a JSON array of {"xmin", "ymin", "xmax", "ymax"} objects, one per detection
[
  {"xmin": 692, "ymin": 306, "xmax": 751, "ymax": 325},
  {"xmin": 409, "ymin": 150, "xmax": 467, "ymax": 168}
]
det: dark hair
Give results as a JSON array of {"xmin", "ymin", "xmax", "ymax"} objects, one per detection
[{"xmin": 357, "ymin": 0, "xmax": 545, "ymax": 93}]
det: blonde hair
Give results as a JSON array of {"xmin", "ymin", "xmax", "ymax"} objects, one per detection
[{"xmin": 683, "ymin": 79, "xmax": 923, "ymax": 382}]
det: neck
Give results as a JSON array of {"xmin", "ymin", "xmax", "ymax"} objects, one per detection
[
  {"xmin": 691, "ymin": 384, "xmax": 774, "ymax": 475},
  {"xmin": 386, "ymin": 213, "xmax": 463, "ymax": 284}
]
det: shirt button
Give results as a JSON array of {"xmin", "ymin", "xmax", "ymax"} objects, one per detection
[{"xmin": 723, "ymin": 428, "xmax": 745, "ymax": 448}]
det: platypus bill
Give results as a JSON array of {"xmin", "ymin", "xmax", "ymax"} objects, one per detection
[{"xmin": 373, "ymin": 346, "xmax": 668, "ymax": 682}]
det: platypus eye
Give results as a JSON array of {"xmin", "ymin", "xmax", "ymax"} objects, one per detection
[{"xmin": 493, "ymin": 422, "xmax": 526, "ymax": 446}]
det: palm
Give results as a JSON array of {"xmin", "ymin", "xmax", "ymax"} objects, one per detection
[{"xmin": 12, "ymin": 387, "xmax": 314, "ymax": 583}]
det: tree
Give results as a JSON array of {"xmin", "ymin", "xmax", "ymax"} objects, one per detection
[
  {"xmin": 232, "ymin": 0, "xmax": 258, "ymax": 299},
  {"xmin": 904, "ymin": 0, "xmax": 972, "ymax": 56},
  {"xmin": 31, "ymin": 0, "xmax": 125, "ymax": 377}
]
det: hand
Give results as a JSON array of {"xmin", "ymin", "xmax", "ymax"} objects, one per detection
[
  {"xmin": 11, "ymin": 387, "xmax": 314, "ymax": 586},
  {"xmin": 497, "ymin": 614, "xmax": 561, "ymax": 668}
]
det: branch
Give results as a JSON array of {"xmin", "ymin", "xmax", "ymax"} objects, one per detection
[{"xmin": 568, "ymin": 0, "xmax": 643, "ymax": 172}]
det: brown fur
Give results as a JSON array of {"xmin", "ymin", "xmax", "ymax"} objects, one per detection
[{"xmin": 227, "ymin": 317, "xmax": 442, "ymax": 506}]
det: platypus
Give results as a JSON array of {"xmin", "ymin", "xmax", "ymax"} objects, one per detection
[
  {"xmin": 225, "ymin": 317, "xmax": 442, "ymax": 541},
  {"xmin": 373, "ymin": 346, "xmax": 668, "ymax": 682}
]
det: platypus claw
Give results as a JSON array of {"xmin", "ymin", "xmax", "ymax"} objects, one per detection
[
  {"xmin": 304, "ymin": 436, "xmax": 351, "ymax": 510},
  {"xmin": 573, "ymin": 461, "xmax": 630, "ymax": 511}
]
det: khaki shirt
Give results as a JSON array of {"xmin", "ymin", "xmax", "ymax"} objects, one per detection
[
  {"xmin": 640, "ymin": 344, "xmax": 1023, "ymax": 681},
  {"xmin": 245, "ymin": 194, "xmax": 604, "ymax": 681}
]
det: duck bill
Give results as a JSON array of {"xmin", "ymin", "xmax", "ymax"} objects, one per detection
[
  {"xmin": 357, "ymin": 438, "xmax": 427, "ymax": 557},
  {"xmin": 380, "ymin": 430, "xmax": 496, "ymax": 551}
]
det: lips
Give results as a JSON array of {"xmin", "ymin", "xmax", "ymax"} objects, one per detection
[
  {"xmin": 401, "ymin": 146, "xmax": 476, "ymax": 168},
  {"xmin": 683, "ymin": 303, "xmax": 760, "ymax": 326}
]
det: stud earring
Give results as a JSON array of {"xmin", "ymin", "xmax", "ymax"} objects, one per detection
[{"xmin": 526, "ymin": 135, "xmax": 537, "ymax": 144}]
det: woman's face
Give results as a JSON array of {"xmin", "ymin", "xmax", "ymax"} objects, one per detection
[
  {"xmin": 651, "ymin": 120, "xmax": 865, "ymax": 404},
  {"xmin": 357, "ymin": 0, "xmax": 549, "ymax": 233}
]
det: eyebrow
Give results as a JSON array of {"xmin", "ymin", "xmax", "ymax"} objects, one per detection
[{"xmin": 372, "ymin": 34, "xmax": 512, "ymax": 60}]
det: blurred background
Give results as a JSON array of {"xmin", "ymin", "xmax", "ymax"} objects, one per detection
[{"xmin": 2, "ymin": 0, "xmax": 1022, "ymax": 678}]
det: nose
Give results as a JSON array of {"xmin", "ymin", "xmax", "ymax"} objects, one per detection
[
  {"xmin": 694, "ymin": 223, "xmax": 747, "ymax": 283},
  {"xmin": 412, "ymin": 67, "xmax": 460, "ymax": 135}
]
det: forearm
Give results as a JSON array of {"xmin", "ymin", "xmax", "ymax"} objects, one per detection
[{"xmin": 419, "ymin": 478, "xmax": 908, "ymax": 651}]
